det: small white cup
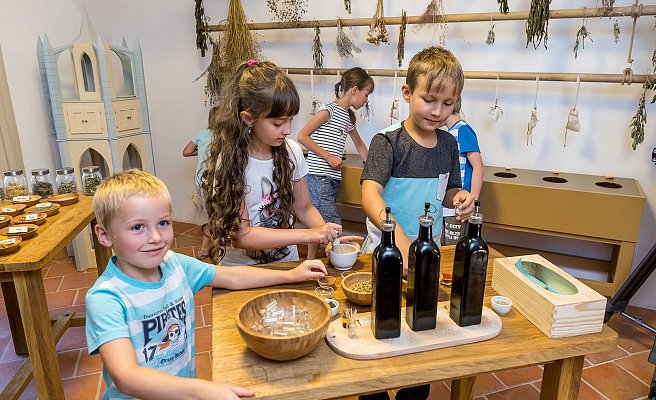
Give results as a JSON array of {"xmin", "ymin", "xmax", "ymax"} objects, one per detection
[
  {"xmin": 326, "ymin": 298, "xmax": 339, "ymax": 318},
  {"xmin": 491, "ymin": 296, "xmax": 513, "ymax": 315},
  {"xmin": 329, "ymin": 244, "xmax": 358, "ymax": 270}
]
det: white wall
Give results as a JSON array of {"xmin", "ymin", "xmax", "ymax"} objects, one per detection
[{"xmin": 1, "ymin": 1, "xmax": 654, "ymax": 308}]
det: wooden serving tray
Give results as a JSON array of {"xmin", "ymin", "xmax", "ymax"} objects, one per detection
[{"xmin": 325, "ymin": 302, "xmax": 501, "ymax": 360}]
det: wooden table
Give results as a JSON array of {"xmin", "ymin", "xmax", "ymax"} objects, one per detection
[
  {"xmin": 212, "ymin": 248, "xmax": 618, "ymax": 400},
  {"xmin": 0, "ymin": 195, "xmax": 111, "ymax": 400}
]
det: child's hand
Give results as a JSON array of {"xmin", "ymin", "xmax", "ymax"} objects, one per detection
[
  {"xmin": 310, "ymin": 222, "xmax": 342, "ymax": 244},
  {"xmin": 199, "ymin": 381, "xmax": 255, "ymax": 399},
  {"xmin": 453, "ymin": 190, "xmax": 475, "ymax": 222},
  {"xmin": 327, "ymin": 154, "xmax": 343, "ymax": 170},
  {"xmin": 290, "ymin": 259, "xmax": 327, "ymax": 281}
]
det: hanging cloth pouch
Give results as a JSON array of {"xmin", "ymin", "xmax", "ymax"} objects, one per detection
[{"xmin": 564, "ymin": 76, "xmax": 582, "ymax": 147}]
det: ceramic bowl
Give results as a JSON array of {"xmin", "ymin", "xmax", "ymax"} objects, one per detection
[
  {"xmin": 49, "ymin": 193, "xmax": 80, "ymax": 206},
  {"xmin": 0, "ymin": 215, "xmax": 11, "ymax": 229},
  {"xmin": 341, "ymin": 272, "xmax": 372, "ymax": 306},
  {"xmin": 11, "ymin": 194, "xmax": 42, "ymax": 207},
  {"xmin": 326, "ymin": 298, "xmax": 339, "ymax": 318},
  {"xmin": 329, "ymin": 244, "xmax": 358, "ymax": 270},
  {"xmin": 0, "ymin": 224, "xmax": 39, "ymax": 240},
  {"xmin": 12, "ymin": 212, "xmax": 47, "ymax": 226},
  {"xmin": 0, "ymin": 235, "xmax": 22, "ymax": 256},
  {"xmin": 491, "ymin": 296, "xmax": 513, "ymax": 315},
  {"xmin": 25, "ymin": 202, "xmax": 60, "ymax": 217},
  {"xmin": 235, "ymin": 290, "xmax": 330, "ymax": 361},
  {"xmin": 0, "ymin": 204, "xmax": 26, "ymax": 217}
]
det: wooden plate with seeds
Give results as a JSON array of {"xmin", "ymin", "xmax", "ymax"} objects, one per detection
[
  {"xmin": 11, "ymin": 194, "xmax": 42, "ymax": 207},
  {"xmin": 0, "ymin": 235, "xmax": 22, "ymax": 256},
  {"xmin": 0, "ymin": 224, "xmax": 39, "ymax": 240},
  {"xmin": 12, "ymin": 212, "xmax": 47, "ymax": 226},
  {"xmin": 0, "ymin": 215, "xmax": 11, "ymax": 229},
  {"xmin": 0, "ymin": 204, "xmax": 26, "ymax": 217},
  {"xmin": 49, "ymin": 193, "xmax": 80, "ymax": 206},
  {"xmin": 25, "ymin": 202, "xmax": 60, "ymax": 217}
]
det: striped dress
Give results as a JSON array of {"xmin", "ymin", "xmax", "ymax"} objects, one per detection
[{"xmin": 305, "ymin": 102, "xmax": 354, "ymax": 180}]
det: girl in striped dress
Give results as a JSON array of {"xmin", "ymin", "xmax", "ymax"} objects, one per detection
[{"xmin": 298, "ymin": 67, "xmax": 374, "ymax": 224}]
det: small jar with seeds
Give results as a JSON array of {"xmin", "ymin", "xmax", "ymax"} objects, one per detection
[
  {"xmin": 3, "ymin": 169, "xmax": 28, "ymax": 199},
  {"xmin": 55, "ymin": 167, "xmax": 78, "ymax": 194},
  {"xmin": 81, "ymin": 166, "xmax": 103, "ymax": 196},
  {"xmin": 30, "ymin": 168, "xmax": 54, "ymax": 198}
]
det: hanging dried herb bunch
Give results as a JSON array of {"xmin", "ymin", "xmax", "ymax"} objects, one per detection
[
  {"xmin": 336, "ymin": 19, "xmax": 361, "ymax": 59},
  {"xmin": 195, "ymin": 0, "xmax": 210, "ymax": 57},
  {"xmin": 602, "ymin": 0, "xmax": 616, "ymax": 13},
  {"xmin": 419, "ymin": 0, "xmax": 448, "ymax": 45},
  {"xmin": 498, "ymin": 0, "xmax": 509, "ymax": 14},
  {"xmin": 197, "ymin": 0, "xmax": 258, "ymax": 104},
  {"xmin": 573, "ymin": 18, "xmax": 593, "ymax": 59},
  {"xmin": 344, "ymin": 0, "xmax": 352, "ymax": 14},
  {"xmin": 630, "ymin": 87, "xmax": 647, "ymax": 150},
  {"xmin": 526, "ymin": 0, "xmax": 551, "ymax": 49},
  {"xmin": 613, "ymin": 20, "xmax": 621, "ymax": 43},
  {"xmin": 312, "ymin": 25, "xmax": 324, "ymax": 70},
  {"xmin": 367, "ymin": 0, "xmax": 389, "ymax": 45},
  {"xmin": 486, "ymin": 23, "xmax": 496, "ymax": 45},
  {"xmin": 266, "ymin": 0, "xmax": 307, "ymax": 23},
  {"xmin": 397, "ymin": 10, "xmax": 407, "ymax": 67}
]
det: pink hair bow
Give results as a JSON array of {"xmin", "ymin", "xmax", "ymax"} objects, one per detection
[{"xmin": 246, "ymin": 59, "xmax": 259, "ymax": 67}]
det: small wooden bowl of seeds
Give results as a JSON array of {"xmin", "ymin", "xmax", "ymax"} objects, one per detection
[
  {"xmin": 0, "ymin": 215, "xmax": 11, "ymax": 229},
  {"xmin": 49, "ymin": 193, "xmax": 79, "ymax": 206},
  {"xmin": 11, "ymin": 194, "xmax": 42, "ymax": 207},
  {"xmin": 0, "ymin": 204, "xmax": 26, "ymax": 217},
  {"xmin": 0, "ymin": 224, "xmax": 39, "ymax": 240},
  {"xmin": 0, "ymin": 235, "xmax": 22, "ymax": 256},
  {"xmin": 12, "ymin": 212, "xmax": 47, "ymax": 226},
  {"xmin": 25, "ymin": 202, "xmax": 60, "ymax": 217},
  {"xmin": 341, "ymin": 272, "xmax": 372, "ymax": 306}
]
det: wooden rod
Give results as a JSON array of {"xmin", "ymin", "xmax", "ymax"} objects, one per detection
[
  {"xmin": 208, "ymin": 5, "xmax": 656, "ymax": 32},
  {"xmin": 281, "ymin": 67, "xmax": 655, "ymax": 84}
]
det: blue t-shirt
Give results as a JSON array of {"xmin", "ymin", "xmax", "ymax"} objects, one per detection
[
  {"xmin": 86, "ymin": 251, "xmax": 215, "ymax": 399},
  {"xmin": 447, "ymin": 120, "xmax": 480, "ymax": 192}
]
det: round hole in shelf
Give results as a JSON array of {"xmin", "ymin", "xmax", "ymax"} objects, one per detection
[
  {"xmin": 595, "ymin": 181, "xmax": 623, "ymax": 189},
  {"xmin": 494, "ymin": 172, "xmax": 517, "ymax": 179},
  {"xmin": 542, "ymin": 176, "xmax": 568, "ymax": 184}
]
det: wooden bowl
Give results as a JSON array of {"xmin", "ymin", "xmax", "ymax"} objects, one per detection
[
  {"xmin": 49, "ymin": 193, "xmax": 80, "ymax": 206},
  {"xmin": 341, "ymin": 272, "xmax": 372, "ymax": 306},
  {"xmin": 0, "ymin": 215, "xmax": 11, "ymax": 229},
  {"xmin": 25, "ymin": 202, "xmax": 60, "ymax": 217},
  {"xmin": 235, "ymin": 290, "xmax": 331, "ymax": 361},
  {"xmin": 0, "ymin": 204, "xmax": 26, "ymax": 217},
  {"xmin": 0, "ymin": 224, "xmax": 39, "ymax": 240},
  {"xmin": 12, "ymin": 212, "xmax": 47, "ymax": 226},
  {"xmin": 0, "ymin": 235, "xmax": 22, "ymax": 256},
  {"xmin": 11, "ymin": 194, "xmax": 42, "ymax": 207}
]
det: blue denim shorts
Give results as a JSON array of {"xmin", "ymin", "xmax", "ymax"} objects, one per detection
[{"xmin": 306, "ymin": 174, "xmax": 342, "ymax": 224}]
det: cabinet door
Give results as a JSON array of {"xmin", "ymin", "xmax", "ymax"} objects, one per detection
[
  {"xmin": 83, "ymin": 105, "xmax": 106, "ymax": 133},
  {"xmin": 64, "ymin": 104, "xmax": 87, "ymax": 134},
  {"xmin": 114, "ymin": 99, "xmax": 142, "ymax": 132},
  {"xmin": 63, "ymin": 103, "xmax": 105, "ymax": 135}
]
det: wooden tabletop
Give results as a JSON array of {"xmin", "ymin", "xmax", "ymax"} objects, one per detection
[
  {"xmin": 0, "ymin": 194, "xmax": 95, "ymax": 272},
  {"xmin": 212, "ymin": 248, "xmax": 618, "ymax": 400}
]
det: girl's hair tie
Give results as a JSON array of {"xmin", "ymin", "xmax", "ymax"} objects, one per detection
[{"xmin": 246, "ymin": 59, "xmax": 259, "ymax": 67}]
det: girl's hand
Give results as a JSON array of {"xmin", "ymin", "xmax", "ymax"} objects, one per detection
[
  {"xmin": 327, "ymin": 155, "xmax": 343, "ymax": 170},
  {"xmin": 325, "ymin": 235, "xmax": 363, "ymax": 256},
  {"xmin": 309, "ymin": 223, "xmax": 342, "ymax": 244},
  {"xmin": 289, "ymin": 259, "xmax": 327, "ymax": 281},
  {"xmin": 453, "ymin": 190, "xmax": 475, "ymax": 222}
]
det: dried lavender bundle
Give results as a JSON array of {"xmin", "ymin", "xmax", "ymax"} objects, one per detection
[
  {"xmin": 312, "ymin": 25, "xmax": 324, "ymax": 70},
  {"xmin": 486, "ymin": 24, "xmax": 496, "ymax": 45},
  {"xmin": 630, "ymin": 88, "xmax": 646, "ymax": 150},
  {"xmin": 195, "ymin": 0, "xmax": 210, "ymax": 57},
  {"xmin": 344, "ymin": 0, "xmax": 351, "ymax": 14},
  {"xmin": 573, "ymin": 23, "xmax": 593, "ymax": 59},
  {"xmin": 498, "ymin": 0, "xmax": 509, "ymax": 14},
  {"xmin": 397, "ymin": 10, "xmax": 407, "ymax": 67},
  {"xmin": 526, "ymin": 0, "xmax": 551, "ymax": 49},
  {"xmin": 336, "ymin": 19, "xmax": 361, "ymax": 59}
]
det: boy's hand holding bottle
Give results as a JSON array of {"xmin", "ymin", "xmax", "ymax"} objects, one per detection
[{"xmin": 453, "ymin": 190, "xmax": 475, "ymax": 222}]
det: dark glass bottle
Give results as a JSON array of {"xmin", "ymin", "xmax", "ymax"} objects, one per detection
[
  {"xmin": 371, "ymin": 207, "xmax": 403, "ymax": 339},
  {"xmin": 450, "ymin": 200, "xmax": 489, "ymax": 327},
  {"xmin": 406, "ymin": 203, "xmax": 441, "ymax": 331}
]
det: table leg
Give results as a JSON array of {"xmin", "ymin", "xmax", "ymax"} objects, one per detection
[
  {"xmin": 13, "ymin": 270, "xmax": 65, "ymax": 400},
  {"xmin": 451, "ymin": 376, "xmax": 476, "ymax": 400},
  {"xmin": 0, "ymin": 281, "xmax": 28, "ymax": 355},
  {"xmin": 92, "ymin": 219, "xmax": 111, "ymax": 276},
  {"xmin": 540, "ymin": 356, "xmax": 584, "ymax": 400}
]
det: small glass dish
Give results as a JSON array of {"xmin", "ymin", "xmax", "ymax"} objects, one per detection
[
  {"xmin": 318, "ymin": 275, "xmax": 336, "ymax": 289},
  {"xmin": 314, "ymin": 286, "xmax": 334, "ymax": 299}
]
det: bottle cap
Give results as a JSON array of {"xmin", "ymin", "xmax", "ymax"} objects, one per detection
[
  {"xmin": 469, "ymin": 200, "xmax": 483, "ymax": 225},
  {"xmin": 381, "ymin": 207, "xmax": 396, "ymax": 232},
  {"xmin": 418, "ymin": 202, "xmax": 434, "ymax": 227}
]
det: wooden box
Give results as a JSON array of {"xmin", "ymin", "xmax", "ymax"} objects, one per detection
[{"xmin": 491, "ymin": 254, "xmax": 606, "ymax": 338}]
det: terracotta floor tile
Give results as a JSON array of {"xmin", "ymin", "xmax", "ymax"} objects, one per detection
[
  {"xmin": 75, "ymin": 288, "xmax": 89, "ymax": 306},
  {"xmin": 175, "ymin": 234, "xmax": 202, "ymax": 249},
  {"xmin": 195, "ymin": 326, "xmax": 211, "ymax": 353},
  {"xmin": 202, "ymin": 305, "xmax": 213, "ymax": 327},
  {"xmin": 62, "ymin": 373, "xmax": 102, "ymax": 400},
  {"xmin": 582, "ymin": 362, "xmax": 649, "ymax": 400},
  {"xmin": 0, "ymin": 339, "xmax": 27, "ymax": 363},
  {"xmin": 45, "ymin": 260, "xmax": 80, "ymax": 278},
  {"xmin": 46, "ymin": 289, "xmax": 77, "ymax": 310},
  {"xmin": 43, "ymin": 276, "xmax": 63, "ymax": 293},
  {"xmin": 195, "ymin": 306, "xmax": 205, "ymax": 327},
  {"xmin": 176, "ymin": 246, "xmax": 196, "ymax": 258},
  {"xmin": 77, "ymin": 349, "xmax": 104, "ymax": 376},
  {"xmin": 52, "ymin": 248, "xmax": 73, "ymax": 263},
  {"xmin": 18, "ymin": 381, "xmax": 36, "ymax": 399},
  {"xmin": 179, "ymin": 224, "xmax": 203, "ymax": 237},
  {"xmin": 615, "ymin": 352, "xmax": 654, "ymax": 386},
  {"xmin": 586, "ymin": 346, "xmax": 630, "ymax": 365},
  {"xmin": 617, "ymin": 325, "xmax": 655, "ymax": 354},
  {"xmin": 427, "ymin": 381, "xmax": 451, "ymax": 399},
  {"xmin": 196, "ymin": 351, "xmax": 212, "ymax": 381},
  {"xmin": 494, "ymin": 365, "xmax": 543, "ymax": 387},
  {"xmin": 58, "ymin": 349, "xmax": 82, "ymax": 379},
  {"xmin": 486, "ymin": 384, "xmax": 540, "ymax": 400},
  {"xmin": 0, "ymin": 358, "xmax": 24, "ymax": 389},
  {"xmin": 446, "ymin": 373, "xmax": 506, "ymax": 397},
  {"xmin": 56, "ymin": 326, "xmax": 87, "ymax": 352},
  {"xmin": 195, "ymin": 287, "xmax": 212, "ymax": 306},
  {"xmin": 59, "ymin": 272, "xmax": 99, "ymax": 291},
  {"xmin": 173, "ymin": 221, "xmax": 197, "ymax": 235},
  {"xmin": 577, "ymin": 380, "xmax": 608, "ymax": 400},
  {"xmin": 626, "ymin": 305, "xmax": 656, "ymax": 326}
]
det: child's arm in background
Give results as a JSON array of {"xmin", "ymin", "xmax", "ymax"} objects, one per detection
[
  {"xmin": 350, "ymin": 127, "xmax": 369, "ymax": 161},
  {"xmin": 361, "ymin": 179, "xmax": 412, "ymax": 275},
  {"xmin": 297, "ymin": 111, "xmax": 342, "ymax": 170},
  {"xmin": 211, "ymin": 259, "xmax": 327, "ymax": 289},
  {"xmin": 99, "ymin": 339, "xmax": 254, "ymax": 400},
  {"xmin": 466, "ymin": 151, "xmax": 484, "ymax": 200},
  {"xmin": 182, "ymin": 141, "xmax": 198, "ymax": 157}
]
